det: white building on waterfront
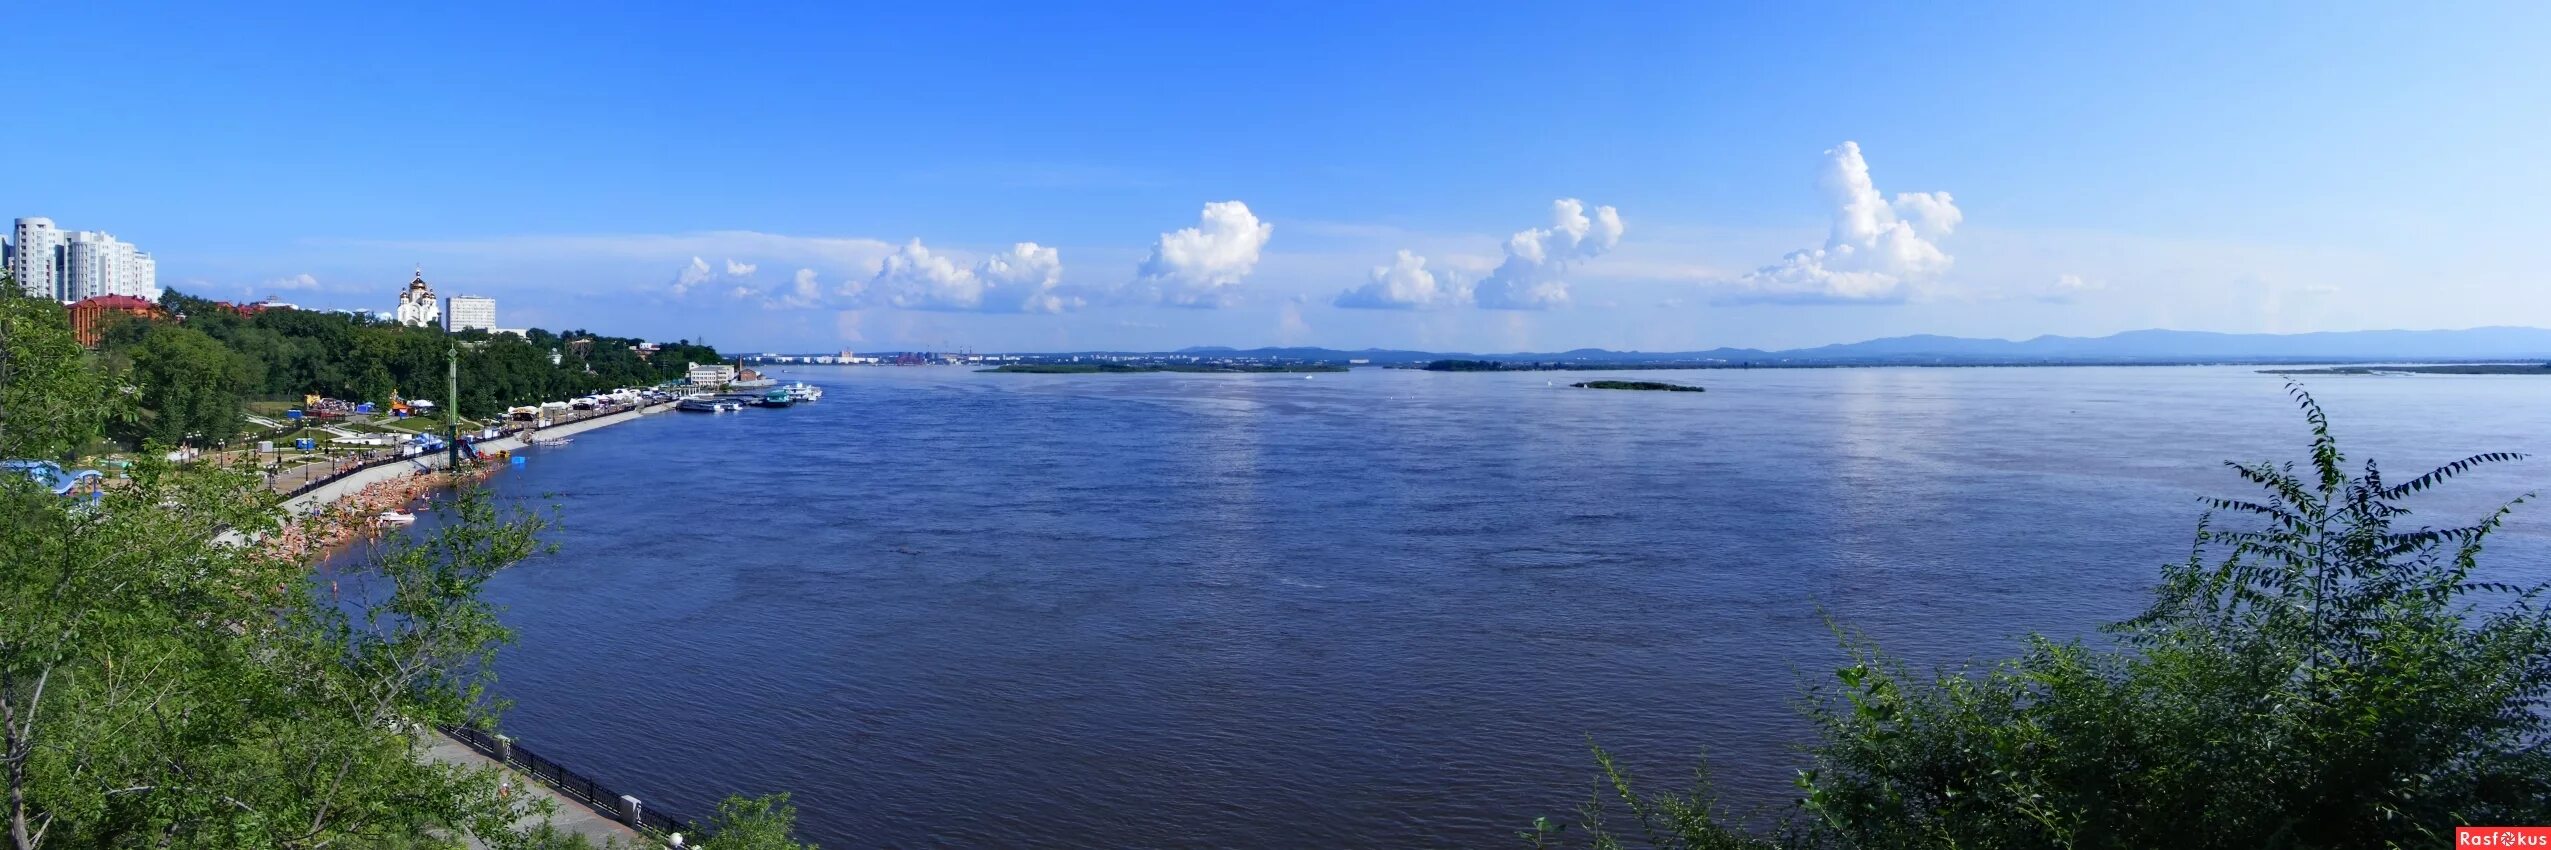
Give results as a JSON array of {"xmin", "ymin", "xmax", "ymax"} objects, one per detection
[
  {"xmin": 9, "ymin": 218, "xmax": 157, "ymax": 301},
  {"xmin": 686, "ymin": 362, "xmax": 737, "ymax": 387},
  {"xmin": 394, "ymin": 268, "xmax": 440, "ymax": 327},
  {"xmin": 445, "ymin": 294, "xmax": 496, "ymax": 332}
]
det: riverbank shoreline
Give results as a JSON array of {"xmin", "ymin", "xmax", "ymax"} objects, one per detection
[
  {"xmin": 278, "ymin": 401, "xmax": 674, "ymax": 514},
  {"xmin": 251, "ymin": 402, "xmax": 676, "ymax": 562}
]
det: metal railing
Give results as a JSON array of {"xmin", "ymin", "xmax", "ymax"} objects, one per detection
[
  {"xmin": 277, "ymin": 451, "xmax": 403, "ymax": 500},
  {"xmin": 443, "ymin": 724, "xmax": 697, "ymax": 837}
]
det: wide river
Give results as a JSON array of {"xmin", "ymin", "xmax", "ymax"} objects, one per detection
[{"xmin": 360, "ymin": 366, "xmax": 2549, "ymax": 847}]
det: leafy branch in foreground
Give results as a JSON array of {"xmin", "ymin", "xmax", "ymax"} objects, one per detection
[
  {"xmin": 0, "ymin": 458, "xmax": 571, "ymax": 848},
  {"xmin": 1549, "ymin": 384, "xmax": 2549, "ymax": 849}
]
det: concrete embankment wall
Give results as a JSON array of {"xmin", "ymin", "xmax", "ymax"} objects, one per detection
[{"xmin": 280, "ymin": 402, "xmax": 671, "ymax": 514}]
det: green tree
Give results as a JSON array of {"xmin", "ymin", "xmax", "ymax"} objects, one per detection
[
  {"xmin": 1, "ymin": 464, "xmax": 575, "ymax": 848},
  {"xmin": 1554, "ymin": 385, "xmax": 2548, "ymax": 849},
  {"xmin": 0, "ymin": 287, "xmax": 102, "ymax": 460},
  {"xmin": 120, "ymin": 326, "xmax": 249, "ymax": 447}
]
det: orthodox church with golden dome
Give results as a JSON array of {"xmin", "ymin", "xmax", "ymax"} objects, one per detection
[{"xmin": 393, "ymin": 267, "xmax": 440, "ymax": 327}]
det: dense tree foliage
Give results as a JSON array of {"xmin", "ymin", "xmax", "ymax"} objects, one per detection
[
  {"xmin": 1547, "ymin": 386, "xmax": 2548, "ymax": 849},
  {"xmin": 119, "ymin": 326, "xmax": 250, "ymax": 448},
  {"xmin": 0, "ymin": 287, "xmax": 104, "ymax": 461},
  {"xmin": 1424, "ymin": 359, "xmax": 1513, "ymax": 371},
  {"xmin": 699, "ymin": 794, "xmax": 818, "ymax": 850},
  {"xmin": 74, "ymin": 290, "xmax": 729, "ymax": 447},
  {"xmin": 2, "ymin": 477, "xmax": 573, "ymax": 849}
]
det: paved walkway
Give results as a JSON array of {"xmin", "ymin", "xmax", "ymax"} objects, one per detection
[
  {"xmin": 273, "ymin": 403, "xmax": 667, "ymax": 512},
  {"xmin": 421, "ymin": 733, "xmax": 649, "ymax": 847}
]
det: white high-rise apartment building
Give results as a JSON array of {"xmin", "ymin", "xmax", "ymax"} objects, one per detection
[
  {"xmin": 10, "ymin": 217, "xmax": 156, "ymax": 301},
  {"xmin": 445, "ymin": 295, "xmax": 496, "ymax": 332},
  {"xmin": 65, "ymin": 231, "xmax": 158, "ymax": 301},
  {"xmin": 64, "ymin": 233, "xmax": 112, "ymax": 300},
  {"xmin": 124, "ymin": 251, "xmax": 156, "ymax": 300},
  {"xmin": 11, "ymin": 218, "xmax": 65, "ymax": 299}
]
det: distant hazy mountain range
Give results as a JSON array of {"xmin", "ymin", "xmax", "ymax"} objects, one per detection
[{"xmin": 1165, "ymin": 327, "xmax": 2551, "ymax": 366}]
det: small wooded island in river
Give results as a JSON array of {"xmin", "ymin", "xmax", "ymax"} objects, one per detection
[
  {"xmin": 985, "ymin": 363, "xmax": 1348, "ymax": 374},
  {"xmin": 1572, "ymin": 380, "xmax": 1705, "ymax": 392},
  {"xmin": 2262, "ymin": 363, "xmax": 2551, "ymax": 375}
]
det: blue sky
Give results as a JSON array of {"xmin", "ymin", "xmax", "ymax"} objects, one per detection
[{"xmin": 15, "ymin": 2, "xmax": 2549, "ymax": 352}]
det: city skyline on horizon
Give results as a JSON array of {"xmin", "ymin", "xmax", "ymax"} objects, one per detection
[{"xmin": 13, "ymin": 3, "xmax": 2549, "ymax": 353}]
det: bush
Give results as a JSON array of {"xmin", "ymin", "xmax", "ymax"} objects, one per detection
[
  {"xmin": 701, "ymin": 793, "xmax": 818, "ymax": 850},
  {"xmin": 1555, "ymin": 385, "xmax": 2548, "ymax": 849}
]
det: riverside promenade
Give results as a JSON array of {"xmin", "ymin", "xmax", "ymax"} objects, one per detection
[
  {"xmin": 278, "ymin": 401, "xmax": 671, "ymax": 513},
  {"xmin": 425, "ymin": 733, "xmax": 648, "ymax": 848},
  {"xmin": 273, "ymin": 401, "xmax": 677, "ymax": 847}
]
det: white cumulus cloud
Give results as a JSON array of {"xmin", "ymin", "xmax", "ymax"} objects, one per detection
[
  {"xmin": 763, "ymin": 268, "xmax": 826, "ymax": 309},
  {"xmin": 1475, "ymin": 198, "xmax": 1625, "ymax": 310},
  {"xmin": 1133, "ymin": 201, "xmax": 1273, "ymax": 308},
  {"xmin": 870, "ymin": 240, "xmax": 983, "ymax": 310},
  {"xmin": 863, "ymin": 239, "xmax": 1079, "ymax": 313},
  {"xmin": 1736, "ymin": 141, "xmax": 1960, "ymax": 302},
  {"xmin": 671, "ymin": 257, "xmax": 715, "ymax": 295},
  {"xmin": 978, "ymin": 242, "xmax": 1080, "ymax": 313},
  {"xmin": 2036, "ymin": 272, "xmax": 2106, "ymax": 303},
  {"xmin": 265, "ymin": 273, "xmax": 321, "ymax": 290},
  {"xmin": 670, "ymin": 256, "xmax": 761, "ymax": 297},
  {"xmin": 1334, "ymin": 249, "xmax": 1471, "ymax": 309}
]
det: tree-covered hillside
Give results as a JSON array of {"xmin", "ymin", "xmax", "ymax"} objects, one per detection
[{"xmin": 58, "ymin": 288, "xmax": 726, "ymax": 448}]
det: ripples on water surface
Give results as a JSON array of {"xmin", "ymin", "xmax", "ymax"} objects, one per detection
[{"xmin": 369, "ymin": 367, "xmax": 2549, "ymax": 847}]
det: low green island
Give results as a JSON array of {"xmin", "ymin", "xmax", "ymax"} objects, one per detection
[
  {"xmin": 984, "ymin": 363, "xmax": 1348, "ymax": 374},
  {"xmin": 2262, "ymin": 363, "xmax": 2551, "ymax": 375},
  {"xmin": 1422, "ymin": 358, "xmax": 1723, "ymax": 372},
  {"xmin": 1572, "ymin": 380, "xmax": 1705, "ymax": 392}
]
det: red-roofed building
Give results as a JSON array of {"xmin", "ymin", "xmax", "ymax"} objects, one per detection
[{"xmin": 69, "ymin": 295, "xmax": 165, "ymax": 347}]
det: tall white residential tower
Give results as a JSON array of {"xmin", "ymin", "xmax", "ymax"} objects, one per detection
[
  {"xmin": 11, "ymin": 218, "xmax": 64, "ymax": 299},
  {"xmin": 10, "ymin": 218, "xmax": 156, "ymax": 301}
]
